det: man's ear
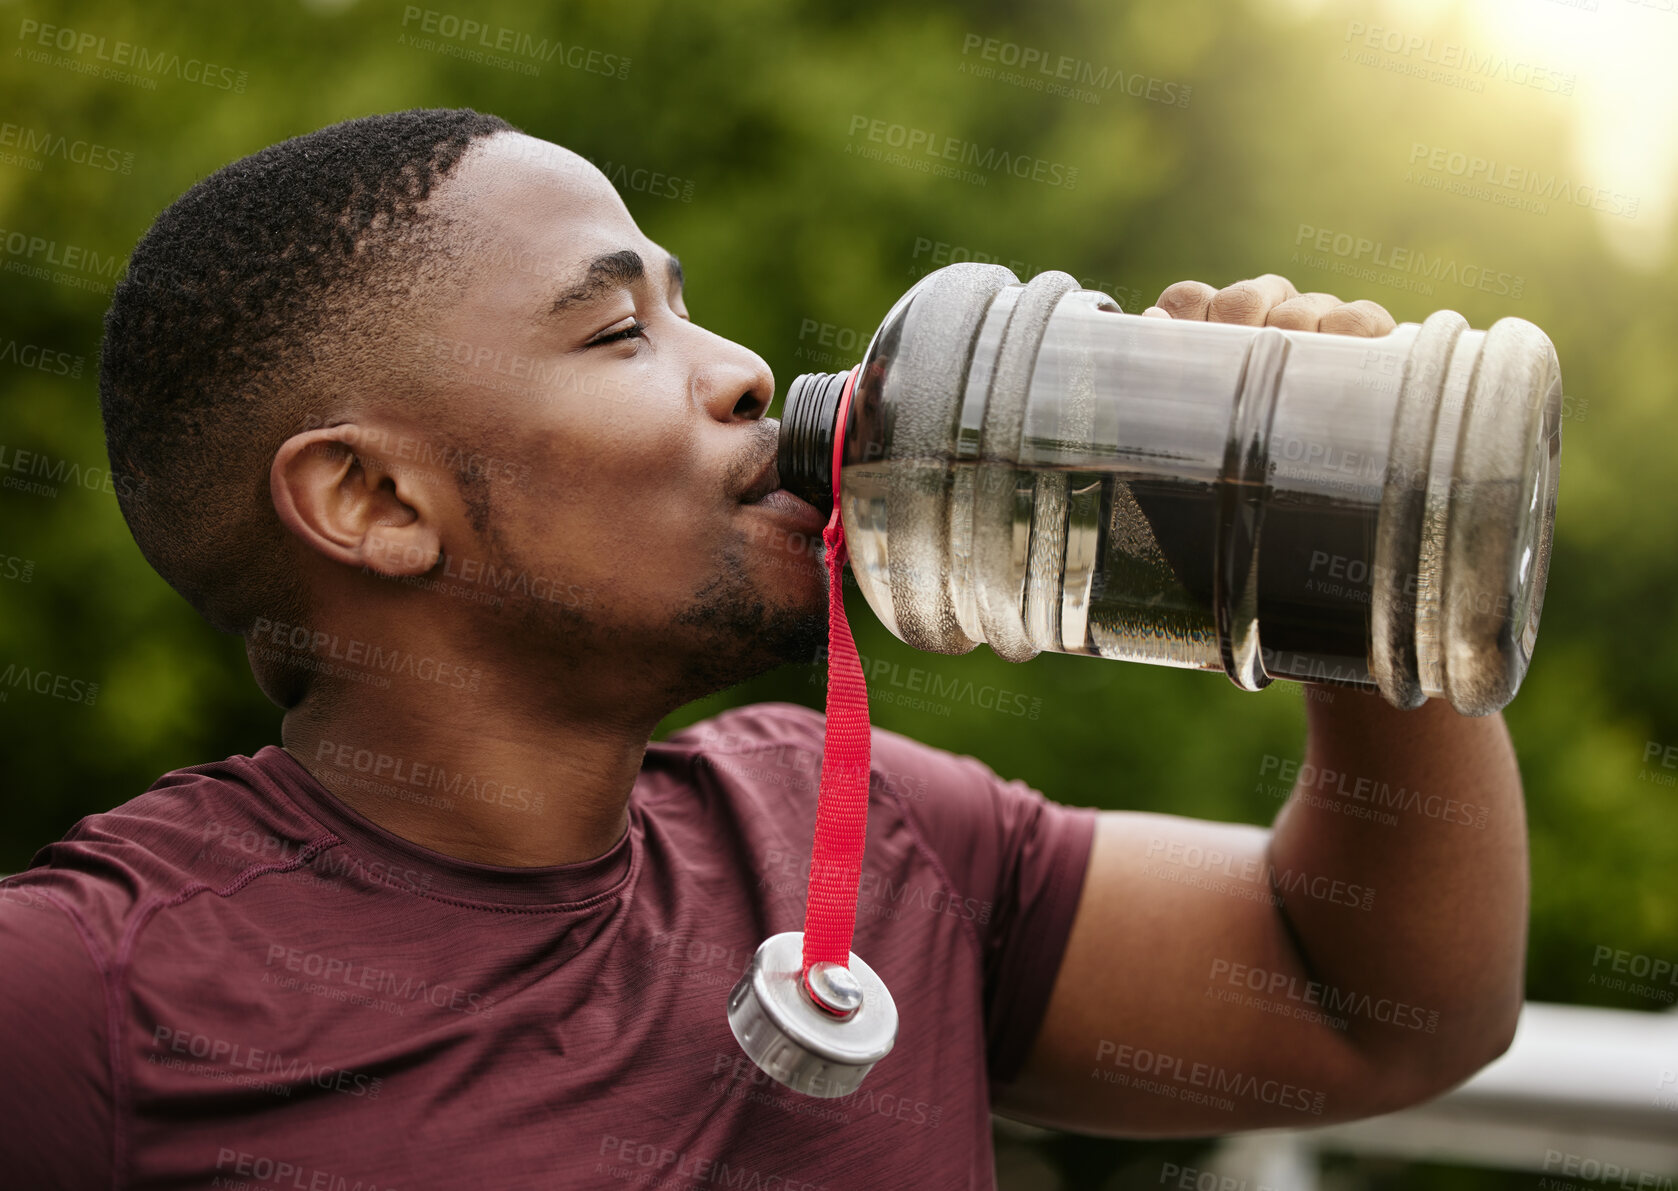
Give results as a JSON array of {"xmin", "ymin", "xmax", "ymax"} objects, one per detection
[{"xmin": 270, "ymin": 424, "xmax": 443, "ymax": 579}]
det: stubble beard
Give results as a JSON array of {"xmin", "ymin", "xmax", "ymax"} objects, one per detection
[
  {"xmin": 667, "ymin": 538, "xmax": 828, "ymax": 700},
  {"xmin": 469, "ymin": 511, "xmax": 829, "ymax": 708}
]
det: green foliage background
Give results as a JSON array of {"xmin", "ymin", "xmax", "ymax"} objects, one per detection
[{"xmin": 2, "ymin": 0, "xmax": 1673, "ymax": 1185}]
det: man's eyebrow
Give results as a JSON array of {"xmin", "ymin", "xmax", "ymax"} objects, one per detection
[
  {"xmin": 547, "ymin": 249, "xmax": 645, "ymax": 316},
  {"xmin": 545, "ymin": 249, "xmax": 684, "ymax": 318}
]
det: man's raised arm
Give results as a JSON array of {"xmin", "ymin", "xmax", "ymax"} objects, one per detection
[{"xmin": 992, "ymin": 275, "xmax": 1528, "ymax": 1135}]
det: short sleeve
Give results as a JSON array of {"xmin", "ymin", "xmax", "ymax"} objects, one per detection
[
  {"xmin": 864, "ymin": 722, "xmax": 1098, "ymax": 1086},
  {"xmin": 0, "ymin": 880, "xmax": 114, "ymax": 1188}
]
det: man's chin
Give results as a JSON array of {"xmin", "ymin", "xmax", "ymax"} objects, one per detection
[
  {"xmin": 656, "ymin": 538, "xmax": 836, "ymax": 698},
  {"xmin": 671, "ymin": 598, "xmax": 826, "ymax": 695}
]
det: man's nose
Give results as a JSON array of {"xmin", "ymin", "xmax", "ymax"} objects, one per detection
[{"xmin": 691, "ymin": 333, "xmax": 774, "ymax": 423}]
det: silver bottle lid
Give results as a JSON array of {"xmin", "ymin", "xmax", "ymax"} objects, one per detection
[{"xmin": 726, "ymin": 931, "xmax": 898, "ymax": 1099}]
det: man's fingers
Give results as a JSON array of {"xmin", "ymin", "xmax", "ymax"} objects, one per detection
[
  {"xmin": 1154, "ymin": 281, "xmax": 1217, "ymax": 321},
  {"xmin": 1207, "ymin": 274, "xmax": 1300, "ymax": 326},
  {"xmin": 1146, "ymin": 279, "xmax": 1395, "ymax": 340},
  {"xmin": 1319, "ymin": 299, "xmax": 1397, "ymax": 338},
  {"xmin": 1264, "ymin": 292, "xmax": 1342, "ymax": 332}
]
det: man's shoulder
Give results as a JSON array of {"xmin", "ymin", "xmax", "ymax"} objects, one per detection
[
  {"xmin": 665, "ymin": 699, "xmax": 971, "ymax": 755},
  {"xmin": 655, "ymin": 699, "xmax": 1049, "ymax": 827},
  {"xmin": 1, "ymin": 748, "xmax": 330, "ymax": 953},
  {"xmin": 660, "ymin": 700, "xmax": 974, "ymax": 788},
  {"xmin": 661, "ymin": 699, "xmax": 824, "ymax": 750}
]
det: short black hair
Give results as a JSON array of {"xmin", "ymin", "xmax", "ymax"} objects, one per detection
[{"xmin": 99, "ymin": 107, "xmax": 517, "ymax": 634}]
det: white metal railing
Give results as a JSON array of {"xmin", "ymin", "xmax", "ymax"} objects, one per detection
[{"xmin": 1203, "ymin": 1002, "xmax": 1678, "ymax": 1189}]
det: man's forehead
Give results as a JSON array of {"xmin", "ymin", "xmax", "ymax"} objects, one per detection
[
  {"xmin": 441, "ymin": 132, "xmax": 633, "ymax": 241},
  {"xmin": 467, "ymin": 132, "xmax": 606, "ymax": 190},
  {"xmin": 438, "ymin": 131, "xmax": 670, "ymax": 285},
  {"xmin": 428, "ymin": 132, "xmax": 678, "ymax": 328}
]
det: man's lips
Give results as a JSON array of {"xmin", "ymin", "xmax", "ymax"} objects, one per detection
[
  {"xmin": 737, "ymin": 447, "xmax": 828, "ymax": 534},
  {"xmin": 746, "ymin": 487, "xmax": 828, "ymax": 534},
  {"xmin": 737, "ymin": 452, "xmax": 781, "ymax": 503}
]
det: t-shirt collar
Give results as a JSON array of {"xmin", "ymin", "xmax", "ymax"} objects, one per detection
[{"xmin": 251, "ymin": 744, "xmax": 637, "ymax": 909}]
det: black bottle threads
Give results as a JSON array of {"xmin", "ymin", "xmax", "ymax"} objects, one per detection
[{"xmin": 777, "ymin": 371, "xmax": 851, "ymax": 515}]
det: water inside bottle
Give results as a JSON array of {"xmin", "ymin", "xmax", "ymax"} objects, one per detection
[{"xmin": 841, "ymin": 460, "xmax": 1383, "ymax": 689}]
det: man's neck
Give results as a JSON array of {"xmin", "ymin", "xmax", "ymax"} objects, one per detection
[{"xmin": 279, "ymin": 685, "xmax": 659, "ymax": 868}]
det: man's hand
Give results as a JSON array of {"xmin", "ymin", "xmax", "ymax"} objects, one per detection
[
  {"xmin": 1141, "ymin": 273, "xmax": 1397, "ymax": 337},
  {"xmin": 992, "ymin": 274, "xmax": 1528, "ymax": 1137}
]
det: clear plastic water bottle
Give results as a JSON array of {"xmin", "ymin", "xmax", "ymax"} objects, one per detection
[{"xmin": 776, "ymin": 264, "xmax": 1563, "ymax": 715}]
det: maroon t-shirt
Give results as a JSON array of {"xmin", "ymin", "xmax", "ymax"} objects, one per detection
[{"xmin": 0, "ymin": 701, "xmax": 1096, "ymax": 1190}]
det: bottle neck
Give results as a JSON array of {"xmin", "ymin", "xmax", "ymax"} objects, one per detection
[{"xmin": 776, "ymin": 370, "xmax": 852, "ymax": 514}]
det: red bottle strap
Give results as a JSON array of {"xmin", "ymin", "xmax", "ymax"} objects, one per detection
[{"xmin": 801, "ymin": 366, "xmax": 870, "ymax": 975}]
